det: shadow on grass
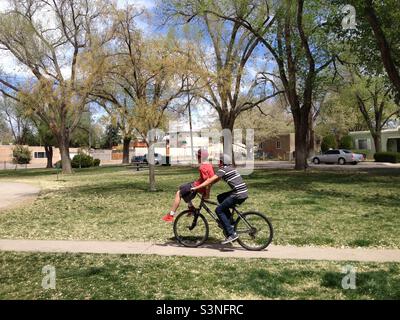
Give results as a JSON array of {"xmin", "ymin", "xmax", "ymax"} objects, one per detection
[
  {"xmin": 248, "ymin": 168, "xmax": 400, "ymax": 188},
  {"xmin": 303, "ymin": 188, "xmax": 400, "ymax": 209},
  {"xmin": 0, "ymin": 168, "xmax": 58, "ymax": 178},
  {"xmin": 321, "ymin": 269, "xmax": 400, "ymax": 300},
  {"xmin": 225, "ymin": 265, "xmax": 400, "ymax": 299}
]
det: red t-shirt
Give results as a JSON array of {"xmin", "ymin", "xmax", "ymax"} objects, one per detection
[{"xmin": 193, "ymin": 163, "xmax": 215, "ymax": 194}]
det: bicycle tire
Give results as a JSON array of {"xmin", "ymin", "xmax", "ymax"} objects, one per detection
[
  {"xmin": 173, "ymin": 210, "xmax": 209, "ymax": 247},
  {"xmin": 234, "ymin": 211, "xmax": 273, "ymax": 251}
]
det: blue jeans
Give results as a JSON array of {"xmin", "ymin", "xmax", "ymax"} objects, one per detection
[{"xmin": 216, "ymin": 192, "xmax": 246, "ymax": 237}]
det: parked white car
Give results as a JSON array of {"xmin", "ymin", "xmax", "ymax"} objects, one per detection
[{"xmin": 311, "ymin": 149, "xmax": 365, "ymax": 165}]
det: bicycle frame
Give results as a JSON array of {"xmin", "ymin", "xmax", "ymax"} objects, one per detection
[
  {"xmin": 176, "ymin": 193, "xmax": 273, "ymax": 251},
  {"xmin": 195, "ymin": 194, "xmax": 254, "ymax": 231}
]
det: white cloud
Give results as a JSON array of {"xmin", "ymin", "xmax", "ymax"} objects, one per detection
[
  {"xmin": 0, "ymin": 1, "xmax": 9, "ymax": 12},
  {"xmin": 0, "ymin": 51, "xmax": 31, "ymax": 78},
  {"xmin": 115, "ymin": 0, "xmax": 156, "ymax": 10}
]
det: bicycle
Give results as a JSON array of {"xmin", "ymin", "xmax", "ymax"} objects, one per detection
[{"xmin": 173, "ymin": 194, "xmax": 274, "ymax": 251}]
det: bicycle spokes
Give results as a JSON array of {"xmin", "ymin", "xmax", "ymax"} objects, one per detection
[
  {"xmin": 235, "ymin": 212, "xmax": 273, "ymax": 250},
  {"xmin": 174, "ymin": 211, "xmax": 209, "ymax": 247}
]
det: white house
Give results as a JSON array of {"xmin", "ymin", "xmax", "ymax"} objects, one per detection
[{"xmin": 349, "ymin": 126, "xmax": 400, "ymax": 153}]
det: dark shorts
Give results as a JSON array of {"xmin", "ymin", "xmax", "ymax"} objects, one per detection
[{"xmin": 179, "ymin": 182, "xmax": 196, "ymax": 203}]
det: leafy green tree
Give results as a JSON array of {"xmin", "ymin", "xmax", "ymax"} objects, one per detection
[
  {"xmin": 339, "ymin": 135, "xmax": 353, "ymax": 149},
  {"xmin": 0, "ymin": 0, "xmax": 113, "ymax": 173},
  {"xmin": 334, "ymin": 72, "xmax": 400, "ymax": 153},
  {"xmin": 235, "ymin": 100, "xmax": 294, "ymax": 145},
  {"xmin": 161, "ymin": 1, "xmax": 283, "ymax": 164},
  {"xmin": 101, "ymin": 124, "xmax": 121, "ymax": 149},
  {"xmin": 316, "ymin": 89, "xmax": 368, "ymax": 142},
  {"xmin": 321, "ymin": 135, "xmax": 338, "ymax": 152},
  {"xmin": 332, "ymin": 0, "xmax": 400, "ymax": 99},
  {"xmin": 164, "ymin": 0, "xmax": 342, "ymax": 169}
]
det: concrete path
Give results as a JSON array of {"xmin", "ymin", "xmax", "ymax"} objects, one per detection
[
  {"xmin": 0, "ymin": 183, "xmax": 40, "ymax": 210},
  {"xmin": 1, "ymin": 239, "xmax": 399, "ymax": 262}
]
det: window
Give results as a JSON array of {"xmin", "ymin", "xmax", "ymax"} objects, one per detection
[
  {"xmin": 358, "ymin": 139, "xmax": 368, "ymax": 150},
  {"xmin": 326, "ymin": 150, "xmax": 340, "ymax": 155},
  {"xmin": 34, "ymin": 152, "xmax": 46, "ymax": 159},
  {"xmin": 276, "ymin": 140, "xmax": 281, "ymax": 149}
]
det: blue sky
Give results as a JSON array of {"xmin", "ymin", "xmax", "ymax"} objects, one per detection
[
  {"xmin": 0, "ymin": 0, "xmax": 217, "ymax": 132},
  {"xmin": 0, "ymin": 0, "xmax": 275, "ymax": 132}
]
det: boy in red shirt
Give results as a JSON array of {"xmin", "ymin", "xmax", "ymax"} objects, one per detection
[{"xmin": 162, "ymin": 149, "xmax": 214, "ymax": 222}]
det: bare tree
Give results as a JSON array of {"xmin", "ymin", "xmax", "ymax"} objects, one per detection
[
  {"xmin": 92, "ymin": 5, "xmax": 188, "ymax": 190},
  {"xmin": 0, "ymin": 96, "xmax": 31, "ymax": 144}
]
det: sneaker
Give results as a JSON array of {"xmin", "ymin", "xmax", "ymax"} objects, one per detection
[
  {"xmin": 221, "ymin": 232, "xmax": 239, "ymax": 245},
  {"xmin": 162, "ymin": 214, "xmax": 174, "ymax": 223}
]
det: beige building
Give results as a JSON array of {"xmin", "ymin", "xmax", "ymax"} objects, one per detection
[{"xmin": 0, "ymin": 145, "xmax": 80, "ymax": 167}]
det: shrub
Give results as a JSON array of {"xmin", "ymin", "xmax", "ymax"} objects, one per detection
[
  {"xmin": 93, "ymin": 159, "xmax": 101, "ymax": 167},
  {"xmin": 72, "ymin": 153, "xmax": 94, "ymax": 168},
  {"xmin": 321, "ymin": 135, "xmax": 338, "ymax": 152},
  {"xmin": 54, "ymin": 160, "xmax": 62, "ymax": 168},
  {"xmin": 12, "ymin": 145, "xmax": 32, "ymax": 164},
  {"xmin": 374, "ymin": 152, "xmax": 400, "ymax": 163},
  {"xmin": 339, "ymin": 135, "xmax": 353, "ymax": 149}
]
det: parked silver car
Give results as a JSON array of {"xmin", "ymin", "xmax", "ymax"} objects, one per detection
[{"xmin": 311, "ymin": 149, "xmax": 365, "ymax": 165}]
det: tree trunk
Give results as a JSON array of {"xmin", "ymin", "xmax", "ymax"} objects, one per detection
[
  {"xmin": 372, "ymin": 132, "xmax": 382, "ymax": 153},
  {"xmin": 293, "ymin": 110, "xmax": 310, "ymax": 170},
  {"xmin": 307, "ymin": 112, "xmax": 316, "ymax": 157},
  {"xmin": 221, "ymin": 115, "xmax": 236, "ymax": 166},
  {"xmin": 44, "ymin": 145, "xmax": 53, "ymax": 169},
  {"xmin": 147, "ymin": 141, "xmax": 156, "ymax": 191},
  {"xmin": 58, "ymin": 136, "xmax": 72, "ymax": 174},
  {"xmin": 364, "ymin": 2, "xmax": 400, "ymax": 97},
  {"xmin": 122, "ymin": 137, "xmax": 131, "ymax": 164}
]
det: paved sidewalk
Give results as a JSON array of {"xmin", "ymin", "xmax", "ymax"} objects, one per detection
[
  {"xmin": 0, "ymin": 183, "xmax": 40, "ymax": 210},
  {"xmin": 1, "ymin": 239, "xmax": 399, "ymax": 262}
]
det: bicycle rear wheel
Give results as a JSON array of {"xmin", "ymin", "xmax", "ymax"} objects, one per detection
[
  {"xmin": 235, "ymin": 211, "xmax": 273, "ymax": 251},
  {"xmin": 173, "ymin": 210, "xmax": 209, "ymax": 247}
]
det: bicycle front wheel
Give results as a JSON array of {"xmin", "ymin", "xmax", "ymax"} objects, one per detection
[
  {"xmin": 173, "ymin": 210, "xmax": 209, "ymax": 247},
  {"xmin": 235, "ymin": 211, "xmax": 273, "ymax": 251}
]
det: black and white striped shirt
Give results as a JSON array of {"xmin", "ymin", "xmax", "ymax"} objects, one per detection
[{"xmin": 216, "ymin": 165, "xmax": 248, "ymax": 199}]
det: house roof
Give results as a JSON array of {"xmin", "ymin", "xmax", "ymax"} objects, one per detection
[{"xmin": 349, "ymin": 126, "xmax": 400, "ymax": 135}]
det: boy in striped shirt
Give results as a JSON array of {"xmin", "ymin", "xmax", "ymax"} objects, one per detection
[{"xmin": 191, "ymin": 154, "xmax": 248, "ymax": 244}]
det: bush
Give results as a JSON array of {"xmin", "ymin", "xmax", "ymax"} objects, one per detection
[
  {"xmin": 72, "ymin": 153, "xmax": 94, "ymax": 168},
  {"xmin": 12, "ymin": 145, "xmax": 32, "ymax": 164},
  {"xmin": 374, "ymin": 152, "xmax": 400, "ymax": 163},
  {"xmin": 321, "ymin": 135, "xmax": 338, "ymax": 152},
  {"xmin": 93, "ymin": 159, "xmax": 101, "ymax": 167},
  {"xmin": 54, "ymin": 160, "xmax": 62, "ymax": 168},
  {"xmin": 339, "ymin": 135, "xmax": 353, "ymax": 149}
]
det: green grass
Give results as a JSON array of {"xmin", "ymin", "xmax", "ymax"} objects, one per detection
[
  {"xmin": 0, "ymin": 166, "xmax": 399, "ymax": 248},
  {"xmin": 0, "ymin": 251, "xmax": 399, "ymax": 300}
]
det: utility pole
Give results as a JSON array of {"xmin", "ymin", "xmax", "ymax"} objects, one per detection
[{"xmin": 187, "ymin": 77, "xmax": 194, "ymax": 166}]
